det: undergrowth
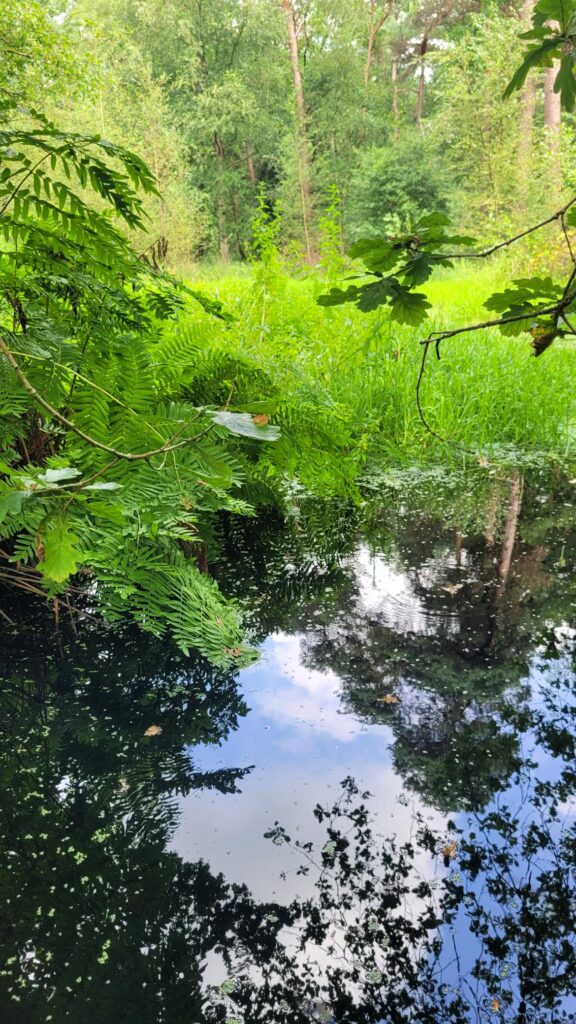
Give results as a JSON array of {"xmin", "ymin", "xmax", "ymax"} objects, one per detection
[{"xmin": 169, "ymin": 261, "xmax": 576, "ymax": 493}]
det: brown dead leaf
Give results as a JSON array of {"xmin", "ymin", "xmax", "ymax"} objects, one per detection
[
  {"xmin": 529, "ymin": 326, "xmax": 557, "ymax": 357},
  {"xmin": 442, "ymin": 841, "xmax": 458, "ymax": 866},
  {"xmin": 376, "ymin": 695, "xmax": 399, "ymax": 704},
  {"xmin": 441, "ymin": 583, "xmax": 463, "ymax": 595},
  {"xmin": 252, "ymin": 414, "xmax": 270, "ymax": 426},
  {"xmin": 144, "ymin": 725, "xmax": 163, "ymax": 737}
]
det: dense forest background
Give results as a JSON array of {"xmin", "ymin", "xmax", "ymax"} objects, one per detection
[{"xmin": 6, "ymin": 0, "xmax": 570, "ymax": 266}]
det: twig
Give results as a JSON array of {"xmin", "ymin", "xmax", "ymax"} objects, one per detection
[
  {"xmin": 0, "ymin": 151, "xmax": 53, "ymax": 216},
  {"xmin": 439, "ymin": 196, "xmax": 576, "ymax": 261},
  {"xmin": 0, "ymin": 335, "xmax": 215, "ymax": 461},
  {"xmin": 560, "ymin": 213, "xmax": 576, "ymax": 266},
  {"xmin": 415, "ymin": 296, "xmax": 576, "ymax": 449},
  {"xmin": 416, "ymin": 341, "xmax": 475, "ymax": 453},
  {"xmin": 7, "ymin": 349, "xmax": 182, "ymax": 445},
  {"xmin": 419, "ymin": 298, "xmax": 576, "ymax": 348}
]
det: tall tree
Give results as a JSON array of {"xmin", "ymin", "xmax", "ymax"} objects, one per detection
[
  {"xmin": 543, "ymin": 47, "xmax": 562, "ymax": 197},
  {"xmin": 363, "ymin": 0, "xmax": 394, "ymax": 87},
  {"xmin": 517, "ymin": 0, "xmax": 537, "ymax": 203},
  {"xmin": 280, "ymin": 0, "xmax": 315, "ymax": 261}
]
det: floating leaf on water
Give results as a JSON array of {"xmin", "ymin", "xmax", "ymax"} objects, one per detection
[
  {"xmin": 441, "ymin": 583, "xmax": 464, "ymax": 595},
  {"xmin": 143, "ymin": 725, "xmax": 162, "ymax": 737},
  {"xmin": 442, "ymin": 841, "xmax": 458, "ymax": 866},
  {"xmin": 220, "ymin": 979, "xmax": 237, "ymax": 995}
]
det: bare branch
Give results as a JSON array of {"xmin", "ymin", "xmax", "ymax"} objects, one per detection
[
  {"xmin": 419, "ymin": 298, "xmax": 575, "ymax": 347},
  {"xmin": 415, "ymin": 293, "xmax": 576, "ymax": 449},
  {"xmin": 439, "ymin": 196, "xmax": 576, "ymax": 261}
]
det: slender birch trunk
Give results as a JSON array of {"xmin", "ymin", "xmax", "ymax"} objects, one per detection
[
  {"xmin": 516, "ymin": 0, "xmax": 537, "ymax": 204},
  {"xmin": 281, "ymin": 0, "xmax": 315, "ymax": 262}
]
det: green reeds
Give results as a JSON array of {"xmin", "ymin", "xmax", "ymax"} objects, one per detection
[{"xmin": 171, "ymin": 263, "xmax": 576, "ymax": 482}]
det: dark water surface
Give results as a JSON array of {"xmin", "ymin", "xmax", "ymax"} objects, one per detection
[{"xmin": 2, "ymin": 466, "xmax": 576, "ymax": 1022}]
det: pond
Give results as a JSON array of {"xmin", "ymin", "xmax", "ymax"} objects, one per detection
[{"xmin": 1, "ymin": 464, "xmax": 576, "ymax": 1023}]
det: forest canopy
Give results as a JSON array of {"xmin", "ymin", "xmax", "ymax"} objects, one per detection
[{"xmin": 2, "ymin": 0, "xmax": 570, "ymax": 263}]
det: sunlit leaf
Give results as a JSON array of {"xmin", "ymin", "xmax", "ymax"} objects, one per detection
[
  {"xmin": 389, "ymin": 289, "xmax": 431, "ymax": 326},
  {"xmin": 38, "ymin": 519, "xmax": 83, "ymax": 583},
  {"xmin": 442, "ymin": 841, "xmax": 458, "ymax": 865},
  {"xmin": 84, "ymin": 481, "xmax": 123, "ymax": 490},
  {"xmin": 212, "ymin": 410, "xmax": 280, "ymax": 441},
  {"xmin": 40, "ymin": 467, "xmax": 81, "ymax": 484}
]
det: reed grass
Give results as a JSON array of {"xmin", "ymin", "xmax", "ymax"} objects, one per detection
[{"xmin": 176, "ymin": 262, "xmax": 576, "ymax": 476}]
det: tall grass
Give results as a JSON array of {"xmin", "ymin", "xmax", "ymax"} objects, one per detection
[{"xmin": 169, "ymin": 262, "xmax": 576, "ymax": 485}]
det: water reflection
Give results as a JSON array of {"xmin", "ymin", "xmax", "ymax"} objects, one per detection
[{"xmin": 1, "ymin": 467, "xmax": 576, "ymax": 1021}]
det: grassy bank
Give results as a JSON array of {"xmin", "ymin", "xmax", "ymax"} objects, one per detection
[{"xmin": 163, "ymin": 263, "xmax": 576, "ymax": 491}]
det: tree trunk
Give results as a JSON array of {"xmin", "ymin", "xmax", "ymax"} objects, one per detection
[
  {"xmin": 364, "ymin": 0, "xmax": 393, "ymax": 86},
  {"xmin": 516, "ymin": 0, "xmax": 536, "ymax": 203},
  {"xmin": 246, "ymin": 141, "xmax": 257, "ymax": 185},
  {"xmin": 281, "ymin": 0, "xmax": 315, "ymax": 262},
  {"xmin": 416, "ymin": 37, "xmax": 428, "ymax": 124},
  {"xmin": 544, "ymin": 63, "xmax": 562, "ymax": 131},
  {"xmin": 391, "ymin": 55, "xmax": 399, "ymax": 141},
  {"xmin": 498, "ymin": 471, "xmax": 523, "ymax": 587},
  {"xmin": 544, "ymin": 21, "xmax": 562, "ymax": 197},
  {"xmin": 213, "ymin": 131, "xmax": 230, "ymax": 263},
  {"xmin": 485, "ymin": 482, "xmax": 500, "ymax": 547},
  {"xmin": 364, "ymin": 3, "xmax": 377, "ymax": 88}
]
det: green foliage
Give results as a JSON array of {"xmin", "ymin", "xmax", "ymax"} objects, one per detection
[
  {"xmin": 318, "ymin": 213, "xmax": 475, "ymax": 325},
  {"xmin": 174, "ymin": 265, "xmax": 576, "ymax": 469},
  {"xmin": 504, "ymin": 0, "xmax": 576, "ymax": 110},
  {"xmin": 6, "ymin": 0, "xmax": 574, "ymax": 261},
  {"xmin": 0, "ymin": 105, "xmax": 283, "ymax": 663},
  {"xmin": 345, "ymin": 141, "xmax": 452, "ymax": 240},
  {"xmin": 484, "ymin": 277, "xmax": 564, "ymax": 346},
  {"xmin": 315, "ymin": 0, "xmax": 576, "ymax": 369}
]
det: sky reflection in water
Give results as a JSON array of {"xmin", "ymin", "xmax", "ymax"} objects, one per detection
[{"xmin": 3, "ymin": 467, "xmax": 576, "ymax": 1022}]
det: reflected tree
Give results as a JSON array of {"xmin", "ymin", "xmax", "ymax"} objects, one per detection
[
  {"xmin": 1, "ymin": 470, "xmax": 576, "ymax": 1020},
  {"xmin": 292, "ymin": 469, "xmax": 574, "ymax": 812},
  {"xmin": 206, "ymin": 663, "xmax": 576, "ymax": 1023},
  {"xmin": 0, "ymin": 599, "xmax": 255, "ymax": 1021}
]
